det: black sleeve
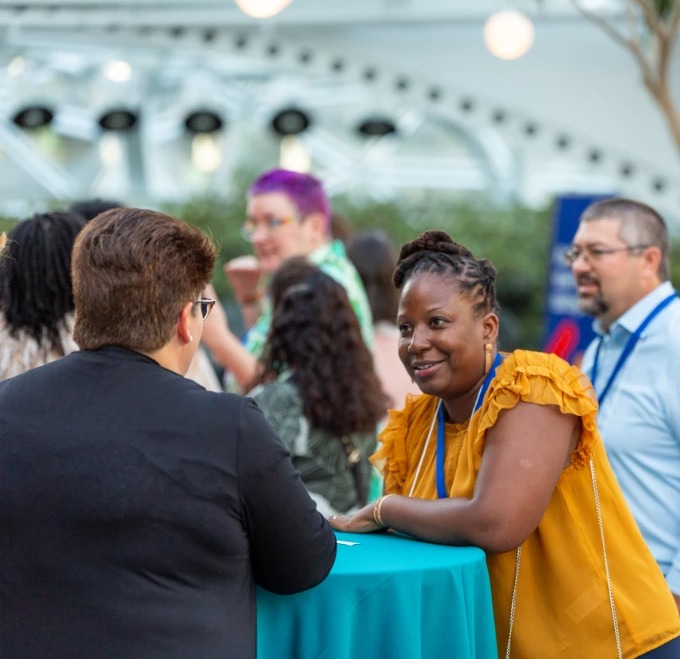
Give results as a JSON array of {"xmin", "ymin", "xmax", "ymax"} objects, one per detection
[{"xmin": 237, "ymin": 399, "xmax": 337, "ymax": 595}]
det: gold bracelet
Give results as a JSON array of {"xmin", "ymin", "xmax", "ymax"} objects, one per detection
[{"xmin": 373, "ymin": 494, "xmax": 395, "ymax": 528}]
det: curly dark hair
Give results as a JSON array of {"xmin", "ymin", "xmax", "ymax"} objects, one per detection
[
  {"xmin": 1, "ymin": 212, "xmax": 85, "ymax": 352},
  {"xmin": 254, "ymin": 258, "xmax": 387, "ymax": 436},
  {"xmin": 393, "ymin": 229, "xmax": 500, "ymax": 317}
]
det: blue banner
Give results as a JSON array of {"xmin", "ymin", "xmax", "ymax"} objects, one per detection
[{"xmin": 542, "ymin": 195, "xmax": 610, "ymax": 366}]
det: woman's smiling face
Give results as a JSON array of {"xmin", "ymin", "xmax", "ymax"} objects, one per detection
[{"xmin": 397, "ymin": 272, "xmax": 495, "ymax": 402}]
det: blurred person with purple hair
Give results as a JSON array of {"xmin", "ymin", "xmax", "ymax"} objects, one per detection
[{"xmin": 201, "ymin": 169, "xmax": 372, "ymax": 391}]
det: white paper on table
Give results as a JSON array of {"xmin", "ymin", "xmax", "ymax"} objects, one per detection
[{"xmin": 337, "ymin": 540, "xmax": 360, "ymax": 546}]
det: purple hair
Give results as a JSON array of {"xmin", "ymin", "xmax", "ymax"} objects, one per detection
[{"xmin": 248, "ymin": 169, "xmax": 330, "ymax": 230}]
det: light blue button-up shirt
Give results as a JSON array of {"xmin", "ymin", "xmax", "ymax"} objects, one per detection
[{"xmin": 581, "ymin": 280, "xmax": 680, "ymax": 594}]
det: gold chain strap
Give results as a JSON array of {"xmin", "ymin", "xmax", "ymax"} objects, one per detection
[
  {"xmin": 590, "ymin": 459, "xmax": 623, "ymax": 659},
  {"xmin": 505, "ymin": 546, "xmax": 521, "ymax": 659},
  {"xmin": 505, "ymin": 458, "xmax": 622, "ymax": 659}
]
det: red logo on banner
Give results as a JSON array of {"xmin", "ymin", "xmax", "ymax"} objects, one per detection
[{"xmin": 544, "ymin": 318, "xmax": 580, "ymax": 360}]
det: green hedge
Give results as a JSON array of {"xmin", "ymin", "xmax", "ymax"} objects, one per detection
[{"xmin": 5, "ymin": 191, "xmax": 680, "ymax": 351}]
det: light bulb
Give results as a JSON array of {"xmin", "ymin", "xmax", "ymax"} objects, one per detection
[
  {"xmin": 192, "ymin": 133, "xmax": 222, "ymax": 173},
  {"xmin": 99, "ymin": 133, "xmax": 123, "ymax": 166},
  {"xmin": 484, "ymin": 10, "xmax": 535, "ymax": 61},
  {"xmin": 235, "ymin": 0, "xmax": 293, "ymax": 19},
  {"xmin": 8, "ymin": 56, "xmax": 26, "ymax": 77},
  {"xmin": 279, "ymin": 135, "xmax": 311, "ymax": 173},
  {"xmin": 103, "ymin": 60, "xmax": 133, "ymax": 83}
]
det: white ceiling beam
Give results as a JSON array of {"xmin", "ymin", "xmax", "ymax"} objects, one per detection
[{"xmin": 0, "ymin": 0, "xmax": 624, "ymax": 28}]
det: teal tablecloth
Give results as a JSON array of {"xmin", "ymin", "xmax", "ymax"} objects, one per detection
[{"xmin": 257, "ymin": 531, "xmax": 498, "ymax": 659}]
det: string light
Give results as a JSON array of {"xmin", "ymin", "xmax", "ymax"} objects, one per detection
[
  {"xmin": 484, "ymin": 10, "xmax": 535, "ymax": 61},
  {"xmin": 234, "ymin": 0, "xmax": 293, "ymax": 19}
]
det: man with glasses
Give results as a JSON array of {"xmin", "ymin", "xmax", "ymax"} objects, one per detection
[
  {"xmin": 201, "ymin": 169, "xmax": 372, "ymax": 391},
  {"xmin": 568, "ymin": 197, "xmax": 680, "ymax": 614}
]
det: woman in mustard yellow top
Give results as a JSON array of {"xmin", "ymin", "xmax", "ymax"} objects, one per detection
[{"xmin": 330, "ymin": 230, "xmax": 680, "ymax": 658}]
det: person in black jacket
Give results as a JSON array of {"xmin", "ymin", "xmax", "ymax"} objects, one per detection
[{"xmin": 0, "ymin": 207, "xmax": 336, "ymax": 659}]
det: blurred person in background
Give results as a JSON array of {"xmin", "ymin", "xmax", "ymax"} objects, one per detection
[
  {"xmin": 69, "ymin": 198, "xmax": 122, "ymax": 222},
  {"xmin": 347, "ymin": 230, "xmax": 420, "ymax": 413},
  {"xmin": 250, "ymin": 258, "xmax": 387, "ymax": 517},
  {"xmin": 201, "ymin": 168, "xmax": 372, "ymax": 391},
  {"xmin": 329, "ymin": 210, "xmax": 356, "ymax": 246},
  {"xmin": 0, "ymin": 212, "xmax": 85, "ymax": 381},
  {"xmin": 569, "ymin": 198, "xmax": 680, "ymax": 614},
  {"xmin": 0, "ymin": 208, "xmax": 336, "ymax": 659},
  {"xmin": 331, "ymin": 229, "xmax": 680, "ymax": 658}
]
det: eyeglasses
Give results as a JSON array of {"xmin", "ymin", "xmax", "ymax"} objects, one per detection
[
  {"xmin": 193, "ymin": 298, "xmax": 216, "ymax": 320},
  {"xmin": 239, "ymin": 216, "xmax": 296, "ymax": 242},
  {"xmin": 563, "ymin": 244, "xmax": 651, "ymax": 266}
]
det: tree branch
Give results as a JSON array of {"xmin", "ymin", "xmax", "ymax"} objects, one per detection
[
  {"xmin": 570, "ymin": 0, "xmax": 654, "ymax": 81},
  {"xmin": 632, "ymin": 0, "xmax": 664, "ymax": 36},
  {"xmin": 570, "ymin": 1, "xmax": 631, "ymax": 49}
]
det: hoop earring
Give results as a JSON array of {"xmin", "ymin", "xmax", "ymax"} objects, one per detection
[{"xmin": 484, "ymin": 343, "xmax": 492, "ymax": 375}]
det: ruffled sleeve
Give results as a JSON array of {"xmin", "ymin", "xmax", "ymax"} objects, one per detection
[
  {"xmin": 371, "ymin": 393, "xmax": 433, "ymax": 495},
  {"xmin": 476, "ymin": 350, "xmax": 599, "ymax": 469}
]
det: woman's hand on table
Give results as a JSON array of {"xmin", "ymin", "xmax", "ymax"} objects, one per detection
[{"xmin": 329, "ymin": 502, "xmax": 382, "ymax": 534}]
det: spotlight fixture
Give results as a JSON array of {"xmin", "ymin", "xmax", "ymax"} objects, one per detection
[
  {"xmin": 12, "ymin": 105, "xmax": 54, "ymax": 129},
  {"xmin": 492, "ymin": 110, "xmax": 506, "ymax": 124},
  {"xmin": 620, "ymin": 163, "xmax": 635, "ymax": 178},
  {"xmin": 357, "ymin": 118, "xmax": 397, "ymax": 138},
  {"xmin": 98, "ymin": 109, "xmax": 138, "ymax": 131},
  {"xmin": 271, "ymin": 108, "xmax": 311, "ymax": 136},
  {"xmin": 556, "ymin": 134, "xmax": 571, "ymax": 150},
  {"xmin": 652, "ymin": 177, "xmax": 666, "ymax": 193},
  {"xmin": 184, "ymin": 110, "xmax": 224, "ymax": 134},
  {"xmin": 459, "ymin": 98, "xmax": 475, "ymax": 113}
]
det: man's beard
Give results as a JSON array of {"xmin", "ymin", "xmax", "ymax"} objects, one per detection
[{"xmin": 576, "ymin": 277, "xmax": 609, "ymax": 318}]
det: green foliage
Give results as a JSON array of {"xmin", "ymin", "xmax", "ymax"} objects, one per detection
[
  {"xmin": 653, "ymin": 0, "xmax": 676, "ymax": 22},
  {"xmin": 332, "ymin": 195, "xmax": 554, "ymax": 349}
]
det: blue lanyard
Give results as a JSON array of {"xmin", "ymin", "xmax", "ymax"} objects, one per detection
[
  {"xmin": 590, "ymin": 291, "xmax": 677, "ymax": 407},
  {"xmin": 436, "ymin": 352, "xmax": 503, "ymax": 499}
]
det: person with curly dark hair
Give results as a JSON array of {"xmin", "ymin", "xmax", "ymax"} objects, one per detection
[
  {"xmin": 0, "ymin": 212, "xmax": 85, "ymax": 380},
  {"xmin": 331, "ymin": 230, "xmax": 680, "ymax": 658},
  {"xmin": 251, "ymin": 257, "xmax": 387, "ymax": 516}
]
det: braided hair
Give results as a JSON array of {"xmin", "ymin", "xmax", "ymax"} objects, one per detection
[
  {"xmin": 254, "ymin": 258, "xmax": 387, "ymax": 436},
  {"xmin": 393, "ymin": 230, "xmax": 500, "ymax": 317},
  {"xmin": 1, "ymin": 212, "xmax": 85, "ymax": 351}
]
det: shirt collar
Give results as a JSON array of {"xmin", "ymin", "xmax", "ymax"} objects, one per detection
[{"xmin": 593, "ymin": 280, "xmax": 676, "ymax": 336}]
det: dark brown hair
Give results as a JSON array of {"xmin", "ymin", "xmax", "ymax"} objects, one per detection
[
  {"xmin": 581, "ymin": 197, "xmax": 670, "ymax": 280},
  {"xmin": 72, "ymin": 207, "xmax": 216, "ymax": 352},
  {"xmin": 347, "ymin": 230, "xmax": 399, "ymax": 324},
  {"xmin": 393, "ymin": 230, "xmax": 500, "ymax": 317},
  {"xmin": 254, "ymin": 258, "xmax": 387, "ymax": 436}
]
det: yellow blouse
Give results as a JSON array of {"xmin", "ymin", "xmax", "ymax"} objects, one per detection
[{"xmin": 372, "ymin": 350, "xmax": 680, "ymax": 659}]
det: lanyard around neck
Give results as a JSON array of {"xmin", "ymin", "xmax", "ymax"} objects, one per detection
[
  {"xmin": 436, "ymin": 352, "xmax": 503, "ymax": 499},
  {"xmin": 590, "ymin": 291, "xmax": 677, "ymax": 407}
]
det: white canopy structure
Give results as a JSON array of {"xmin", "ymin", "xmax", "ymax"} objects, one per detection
[{"xmin": 0, "ymin": 0, "xmax": 678, "ymax": 224}]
